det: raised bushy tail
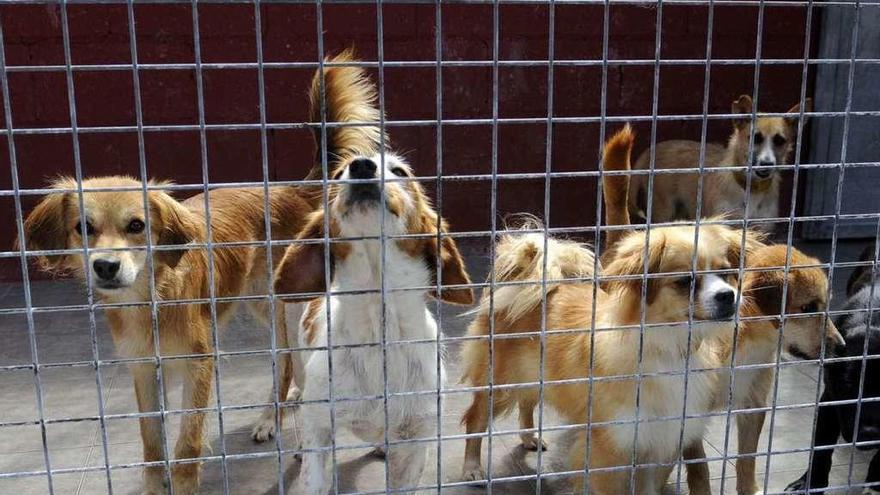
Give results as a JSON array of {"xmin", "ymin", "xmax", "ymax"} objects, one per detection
[
  {"xmin": 471, "ymin": 222, "xmax": 596, "ymax": 326},
  {"xmin": 602, "ymin": 124, "xmax": 635, "ymax": 254},
  {"xmin": 305, "ymin": 48, "xmax": 386, "ymax": 181}
]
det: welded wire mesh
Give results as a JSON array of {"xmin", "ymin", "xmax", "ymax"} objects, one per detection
[{"xmin": 0, "ymin": 1, "xmax": 879, "ymax": 495}]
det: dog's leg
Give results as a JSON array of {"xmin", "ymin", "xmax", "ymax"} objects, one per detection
[
  {"xmin": 784, "ymin": 392, "xmax": 840, "ymax": 493},
  {"xmin": 298, "ymin": 409, "xmax": 331, "ymax": 495},
  {"xmin": 171, "ymin": 357, "xmax": 213, "ymax": 495},
  {"xmin": 131, "ymin": 363, "xmax": 168, "ymax": 495},
  {"xmin": 571, "ymin": 430, "xmax": 631, "ymax": 495},
  {"xmin": 864, "ymin": 451, "xmax": 880, "ymax": 494},
  {"xmin": 683, "ymin": 441, "xmax": 712, "ymax": 495},
  {"xmin": 388, "ymin": 421, "xmax": 430, "ymax": 492},
  {"xmin": 735, "ymin": 410, "xmax": 766, "ymax": 495},
  {"xmin": 517, "ymin": 396, "xmax": 548, "ymax": 451},
  {"xmin": 461, "ymin": 390, "xmax": 489, "ymax": 482},
  {"xmin": 251, "ymin": 302, "xmax": 303, "ymax": 442}
]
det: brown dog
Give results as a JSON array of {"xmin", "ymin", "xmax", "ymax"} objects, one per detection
[
  {"xmin": 17, "ymin": 49, "xmax": 378, "ymax": 495},
  {"xmin": 629, "ymin": 95, "xmax": 811, "ymax": 229},
  {"xmin": 602, "ymin": 125, "xmax": 845, "ymax": 495}
]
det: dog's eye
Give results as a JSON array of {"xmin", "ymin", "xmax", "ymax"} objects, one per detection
[
  {"xmin": 75, "ymin": 221, "xmax": 95, "ymax": 236},
  {"xmin": 772, "ymin": 134, "xmax": 787, "ymax": 147},
  {"xmin": 800, "ymin": 301, "xmax": 819, "ymax": 314},
  {"xmin": 753, "ymin": 132, "xmax": 765, "ymax": 145},
  {"xmin": 127, "ymin": 219, "xmax": 145, "ymax": 234},
  {"xmin": 674, "ymin": 275, "xmax": 693, "ymax": 289},
  {"xmin": 390, "ymin": 167, "xmax": 408, "ymax": 177}
]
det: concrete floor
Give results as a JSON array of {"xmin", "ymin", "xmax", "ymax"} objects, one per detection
[{"xmin": 0, "ymin": 240, "xmax": 875, "ymax": 494}]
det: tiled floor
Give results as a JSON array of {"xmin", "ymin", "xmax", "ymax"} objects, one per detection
[{"xmin": 0, "ymin": 240, "xmax": 875, "ymax": 494}]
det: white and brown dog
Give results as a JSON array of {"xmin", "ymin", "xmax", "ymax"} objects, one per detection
[
  {"xmin": 629, "ymin": 95, "xmax": 811, "ymax": 228},
  {"xmin": 274, "ymin": 59, "xmax": 474, "ymax": 493}
]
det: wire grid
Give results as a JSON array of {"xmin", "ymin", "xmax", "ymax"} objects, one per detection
[{"xmin": 0, "ymin": 1, "xmax": 879, "ymax": 495}]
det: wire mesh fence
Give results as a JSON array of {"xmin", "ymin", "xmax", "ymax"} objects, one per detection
[{"xmin": 1, "ymin": 1, "xmax": 879, "ymax": 494}]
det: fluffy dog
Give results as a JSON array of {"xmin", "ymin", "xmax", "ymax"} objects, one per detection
[
  {"xmin": 629, "ymin": 95, "xmax": 811, "ymax": 227},
  {"xmin": 273, "ymin": 57, "xmax": 474, "ymax": 494},
  {"xmin": 785, "ymin": 246, "xmax": 880, "ymax": 494},
  {"xmin": 459, "ymin": 126, "xmax": 754, "ymax": 492},
  {"xmin": 601, "ymin": 125, "xmax": 844, "ymax": 494},
  {"xmin": 21, "ymin": 176, "xmax": 312, "ymax": 494},
  {"xmin": 17, "ymin": 50, "xmax": 380, "ymax": 494}
]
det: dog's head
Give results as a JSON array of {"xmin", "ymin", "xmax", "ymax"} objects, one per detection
[
  {"xmin": 742, "ymin": 244, "xmax": 845, "ymax": 359},
  {"xmin": 20, "ymin": 176, "xmax": 202, "ymax": 295},
  {"xmin": 729, "ymin": 94, "xmax": 812, "ymax": 182},
  {"xmin": 274, "ymin": 153, "xmax": 473, "ymax": 305},
  {"xmin": 603, "ymin": 223, "xmax": 759, "ymax": 329},
  {"xmin": 825, "ymin": 329, "xmax": 880, "ymax": 450}
]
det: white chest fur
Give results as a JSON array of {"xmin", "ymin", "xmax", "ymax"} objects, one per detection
[{"xmin": 298, "ymin": 240, "xmax": 444, "ymax": 429}]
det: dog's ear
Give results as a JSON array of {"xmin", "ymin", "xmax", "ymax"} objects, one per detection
[
  {"xmin": 744, "ymin": 268, "xmax": 785, "ymax": 323},
  {"xmin": 784, "ymin": 97, "xmax": 812, "ymax": 127},
  {"xmin": 603, "ymin": 232, "xmax": 666, "ymax": 305},
  {"xmin": 716, "ymin": 225, "xmax": 765, "ymax": 270},
  {"xmin": 732, "ymin": 94, "xmax": 754, "ymax": 130},
  {"xmin": 149, "ymin": 191, "xmax": 203, "ymax": 268},
  {"xmin": 274, "ymin": 210, "xmax": 338, "ymax": 298},
  {"xmin": 424, "ymin": 221, "xmax": 474, "ymax": 305},
  {"xmin": 20, "ymin": 179, "xmax": 74, "ymax": 273}
]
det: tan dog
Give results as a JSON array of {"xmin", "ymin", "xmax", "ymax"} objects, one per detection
[
  {"xmin": 458, "ymin": 210, "xmax": 756, "ymax": 492},
  {"xmin": 21, "ymin": 177, "xmax": 311, "ymax": 494},
  {"xmin": 602, "ymin": 125, "xmax": 845, "ymax": 495},
  {"xmin": 17, "ymin": 50, "xmax": 377, "ymax": 494},
  {"xmin": 679, "ymin": 245, "xmax": 844, "ymax": 495},
  {"xmin": 629, "ymin": 95, "xmax": 811, "ymax": 228}
]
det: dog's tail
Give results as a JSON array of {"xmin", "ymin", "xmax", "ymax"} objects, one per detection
[
  {"xmin": 602, "ymin": 124, "xmax": 635, "ymax": 254},
  {"xmin": 305, "ymin": 48, "xmax": 386, "ymax": 181},
  {"xmin": 469, "ymin": 220, "xmax": 596, "ymax": 326}
]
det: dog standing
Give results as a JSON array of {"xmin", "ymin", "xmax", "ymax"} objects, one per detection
[
  {"xmin": 629, "ymin": 95, "xmax": 811, "ymax": 228},
  {"xmin": 21, "ymin": 176, "xmax": 312, "ymax": 494},
  {"xmin": 274, "ymin": 56, "xmax": 474, "ymax": 494},
  {"xmin": 602, "ymin": 125, "xmax": 844, "ymax": 494},
  {"xmin": 459, "ymin": 125, "xmax": 754, "ymax": 493},
  {"xmin": 786, "ymin": 246, "xmax": 880, "ymax": 494}
]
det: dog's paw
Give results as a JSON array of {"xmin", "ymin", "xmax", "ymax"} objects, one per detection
[
  {"xmin": 251, "ymin": 416, "xmax": 277, "ymax": 443},
  {"xmin": 142, "ymin": 468, "xmax": 167, "ymax": 495},
  {"xmin": 289, "ymin": 386, "xmax": 302, "ymax": 403},
  {"xmin": 784, "ymin": 473, "xmax": 826, "ymax": 494},
  {"xmin": 462, "ymin": 463, "xmax": 486, "ymax": 484},
  {"xmin": 519, "ymin": 433, "xmax": 548, "ymax": 451},
  {"xmin": 863, "ymin": 487, "xmax": 880, "ymax": 495}
]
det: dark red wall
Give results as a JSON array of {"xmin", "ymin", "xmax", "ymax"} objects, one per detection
[{"xmin": 0, "ymin": 3, "xmax": 816, "ymax": 281}]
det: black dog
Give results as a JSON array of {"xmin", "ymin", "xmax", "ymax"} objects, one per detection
[{"xmin": 786, "ymin": 246, "xmax": 880, "ymax": 494}]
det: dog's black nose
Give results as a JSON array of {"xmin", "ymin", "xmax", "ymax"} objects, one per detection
[
  {"xmin": 714, "ymin": 289, "xmax": 735, "ymax": 306},
  {"xmin": 349, "ymin": 158, "xmax": 377, "ymax": 179},
  {"xmin": 755, "ymin": 164, "xmax": 774, "ymax": 178},
  {"xmin": 93, "ymin": 259, "xmax": 120, "ymax": 280}
]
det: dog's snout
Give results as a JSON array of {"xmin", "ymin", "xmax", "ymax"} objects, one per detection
[
  {"xmin": 93, "ymin": 259, "xmax": 121, "ymax": 280},
  {"xmin": 714, "ymin": 289, "xmax": 735, "ymax": 306},
  {"xmin": 755, "ymin": 164, "xmax": 774, "ymax": 178},
  {"xmin": 349, "ymin": 158, "xmax": 377, "ymax": 179}
]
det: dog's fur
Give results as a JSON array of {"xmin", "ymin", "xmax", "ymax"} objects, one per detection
[
  {"xmin": 629, "ymin": 95, "xmax": 811, "ymax": 227},
  {"xmin": 17, "ymin": 49, "xmax": 382, "ymax": 495},
  {"xmin": 786, "ymin": 246, "xmax": 880, "ymax": 495},
  {"xmin": 602, "ymin": 125, "xmax": 845, "ymax": 494},
  {"xmin": 458, "ymin": 194, "xmax": 754, "ymax": 491},
  {"xmin": 274, "ymin": 58, "xmax": 474, "ymax": 494},
  {"xmin": 20, "ymin": 176, "xmax": 312, "ymax": 494}
]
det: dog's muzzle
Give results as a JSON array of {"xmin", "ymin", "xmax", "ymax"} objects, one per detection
[
  {"xmin": 93, "ymin": 258, "xmax": 123, "ymax": 289},
  {"xmin": 347, "ymin": 158, "xmax": 381, "ymax": 204},
  {"xmin": 711, "ymin": 289, "xmax": 736, "ymax": 320},
  {"xmin": 753, "ymin": 162, "xmax": 774, "ymax": 179}
]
